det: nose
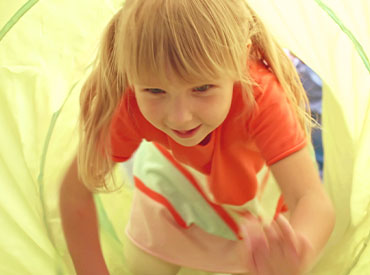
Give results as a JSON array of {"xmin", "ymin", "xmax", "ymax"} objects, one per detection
[{"xmin": 166, "ymin": 95, "xmax": 193, "ymax": 129}]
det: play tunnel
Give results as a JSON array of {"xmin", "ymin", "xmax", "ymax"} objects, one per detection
[{"xmin": 0, "ymin": 0, "xmax": 369, "ymax": 274}]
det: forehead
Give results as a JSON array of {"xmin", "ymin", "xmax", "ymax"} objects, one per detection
[
  {"xmin": 132, "ymin": 66, "xmax": 232, "ymax": 88},
  {"xmin": 134, "ymin": 75, "xmax": 233, "ymax": 89}
]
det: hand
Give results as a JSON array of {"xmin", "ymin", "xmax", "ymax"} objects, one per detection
[{"xmin": 241, "ymin": 214, "xmax": 314, "ymax": 275}]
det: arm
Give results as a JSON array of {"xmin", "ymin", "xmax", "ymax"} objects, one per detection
[
  {"xmin": 59, "ymin": 157, "xmax": 109, "ymax": 275},
  {"xmin": 270, "ymin": 145, "xmax": 335, "ymax": 259},
  {"xmin": 243, "ymin": 146, "xmax": 335, "ymax": 274}
]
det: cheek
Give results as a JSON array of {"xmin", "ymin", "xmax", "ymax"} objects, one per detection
[
  {"xmin": 198, "ymin": 94, "xmax": 232, "ymax": 122},
  {"xmin": 136, "ymin": 97, "xmax": 164, "ymax": 123}
]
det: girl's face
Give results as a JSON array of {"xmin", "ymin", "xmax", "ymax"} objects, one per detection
[{"xmin": 133, "ymin": 73, "xmax": 235, "ymax": 147}]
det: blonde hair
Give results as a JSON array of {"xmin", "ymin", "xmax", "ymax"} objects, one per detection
[{"xmin": 78, "ymin": 0, "xmax": 313, "ymax": 191}]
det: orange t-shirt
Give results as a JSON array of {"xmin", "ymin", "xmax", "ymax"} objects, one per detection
[{"xmin": 110, "ymin": 61, "xmax": 307, "ymax": 205}]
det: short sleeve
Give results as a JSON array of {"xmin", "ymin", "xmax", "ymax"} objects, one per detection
[
  {"xmin": 247, "ymin": 70, "xmax": 307, "ymax": 165},
  {"xmin": 110, "ymin": 93, "xmax": 143, "ymax": 162}
]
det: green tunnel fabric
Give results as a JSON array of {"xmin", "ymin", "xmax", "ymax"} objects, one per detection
[
  {"xmin": 248, "ymin": 1, "xmax": 370, "ymax": 274},
  {"xmin": 0, "ymin": 0, "xmax": 369, "ymax": 274}
]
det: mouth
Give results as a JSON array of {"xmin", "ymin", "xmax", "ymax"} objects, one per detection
[{"xmin": 172, "ymin": 125, "xmax": 201, "ymax": 138}]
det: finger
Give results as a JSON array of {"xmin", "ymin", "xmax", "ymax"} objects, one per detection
[
  {"xmin": 268, "ymin": 219, "xmax": 302, "ymax": 273},
  {"xmin": 242, "ymin": 218, "xmax": 269, "ymax": 274},
  {"xmin": 244, "ymin": 217, "xmax": 268, "ymax": 252},
  {"xmin": 247, "ymin": 252, "xmax": 259, "ymax": 275},
  {"xmin": 275, "ymin": 214, "xmax": 299, "ymax": 254},
  {"xmin": 241, "ymin": 224, "xmax": 257, "ymax": 271},
  {"xmin": 263, "ymin": 222, "xmax": 280, "ymax": 250},
  {"xmin": 253, "ymin": 246, "xmax": 272, "ymax": 275},
  {"xmin": 275, "ymin": 215, "xmax": 302, "ymax": 267},
  {"xmin": 261, "ymin": 227, "xmax": 300, "ymax": 275},
  {"xmin": 263, "ymin": 221, "xmax": 287, "ymax": 265}
]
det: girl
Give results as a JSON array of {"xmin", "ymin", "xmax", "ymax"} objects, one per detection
[{"xmin": 60, "ymin": 0, "xmax": 335, "ymax": 274}]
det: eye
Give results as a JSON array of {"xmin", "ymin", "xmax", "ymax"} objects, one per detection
[
  {"xmin": 144, "ymin": 88, "xmax": 165, "ymax": 94},
  {"xmin": 193, "ymin": 84, "xmax": 213, "ymax": 92}
]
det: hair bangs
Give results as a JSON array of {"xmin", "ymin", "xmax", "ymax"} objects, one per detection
[{"xmin": 118, "ymin": 0, "xmax": 249, "ymax": 87}]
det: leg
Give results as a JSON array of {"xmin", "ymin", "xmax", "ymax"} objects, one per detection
[{"xmin": 124, "ymin": 236, "xmax": 181, "ymax": 275}]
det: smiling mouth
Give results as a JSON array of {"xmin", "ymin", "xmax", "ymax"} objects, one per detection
[{"xmin": 172, "ymin": 125, "xmax": 201, "ymax": 138}]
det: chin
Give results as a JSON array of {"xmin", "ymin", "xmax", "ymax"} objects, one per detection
[
  {"xmin": 170, "ymin": 135, "xmax": 202, "ymax": 147},
  {"xmin": 174, "ymin": 139, "xmax": 200, "ymax": 147}
]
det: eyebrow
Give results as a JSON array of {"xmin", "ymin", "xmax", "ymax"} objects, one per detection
[{"xmin": 136, "ymin": 80, "xmax": 220, "ymax": 90}]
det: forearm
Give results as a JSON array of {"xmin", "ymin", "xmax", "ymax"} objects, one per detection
[
  {"xmin": 289, "ymin": 191, "xmax": 335, "ymax": 262},
  {"xmin": 271, "ymin": 147, "xmax": 336, "ymax": 262},
  {"xmin": 59, "ymin": 158, "xmax": 109, "ymax": 275},
  {"xmin": 60, "ymin": 193, "xmax": 109, "ymax": 275}
]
